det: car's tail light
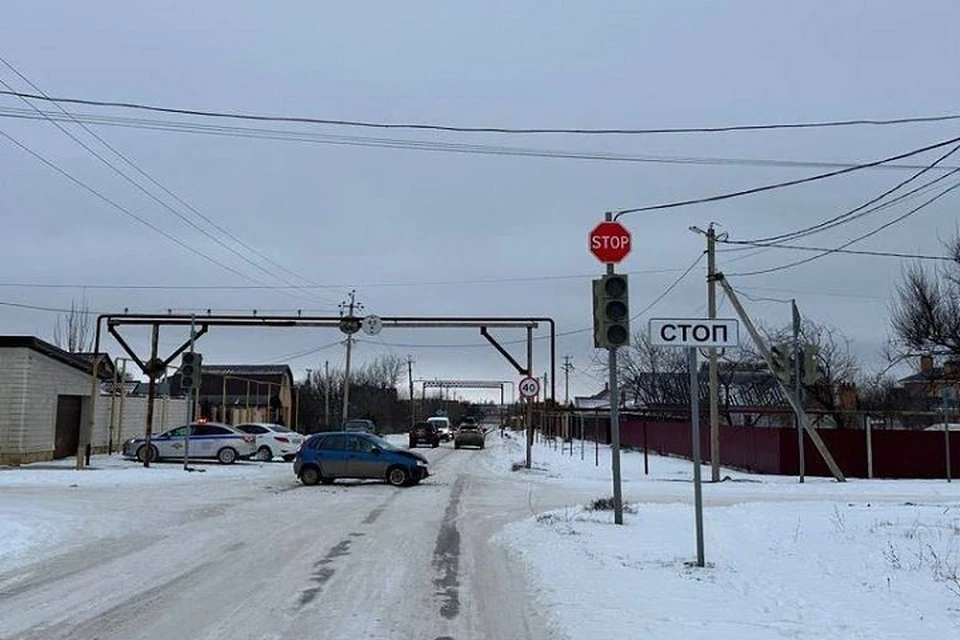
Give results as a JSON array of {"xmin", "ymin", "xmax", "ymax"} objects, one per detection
[
  {"xmin": 243, "ymin": 435, "xmax": 255, "ymax": 444},
  {"xmin": 275, "ymin": 436, "xmax": 290, "ymax": 443}
]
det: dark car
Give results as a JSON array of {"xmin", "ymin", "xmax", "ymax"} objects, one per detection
[
  {"xmin": 409, "ymin": 421, "xmax": 440, "ymax": 448},
  {"xmin": 454, "ymin": 424, "xmax": 485, "ymax": 450},
  {"xmin": 342, "ymin": 419, "xmax": 376, "ymax": 434},
  {"xmin": 293, "ymin": 432, "xmax": 429, "ymax": 487}
]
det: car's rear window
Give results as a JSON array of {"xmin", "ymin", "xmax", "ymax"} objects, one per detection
[{"xmin": 268, "ymin": 425, "xmax": 294, "ymax": 433}]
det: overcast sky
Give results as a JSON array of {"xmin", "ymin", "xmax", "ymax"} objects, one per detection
[{"xmin": 2, "ymin": 1, "xmax": 959, "ymax": 402}]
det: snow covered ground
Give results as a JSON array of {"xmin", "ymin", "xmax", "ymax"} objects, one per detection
[
  {"xmin": 494, "ymin": 433, "xmax": 960, "ymax": 639},
  {"xmin": 3, "ymin": 432, "xmax": 959, "ymax": 638}
]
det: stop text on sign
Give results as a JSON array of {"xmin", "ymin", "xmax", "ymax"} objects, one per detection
[
  {"xmin": 588, "ymin": 221, "xmax": 632, "ymax": 264},
  {"xmin": 648, "ymin": 318, "xmax": 740, "ymax": 348}
]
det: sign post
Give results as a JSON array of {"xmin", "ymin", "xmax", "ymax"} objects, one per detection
[
  {"xmin": 589, "ymin": 214, "xmax": 632, "ymax": 525},
  {"xmin": 651, "ymin": 317, "xmax": 741, "ymax": 567}
]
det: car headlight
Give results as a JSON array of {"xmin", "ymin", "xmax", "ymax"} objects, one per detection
[{"xmin": 416, "ymin": 460, "xmax": 428, "ymax": 467}]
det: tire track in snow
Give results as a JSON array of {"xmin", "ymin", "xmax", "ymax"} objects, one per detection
[{"xmin": 433, "ymin": 475, "xmax": 464, "ymax": 620}]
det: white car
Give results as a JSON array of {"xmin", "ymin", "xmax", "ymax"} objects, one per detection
[
  {"xmin": 235, "ymin": 422, "xmax": 306, "ymax": 461},
  {"xmin": 122, "ymin": 422, "xmax": 257, "ymax": 464}
]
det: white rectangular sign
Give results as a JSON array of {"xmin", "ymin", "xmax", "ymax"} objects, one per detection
[{"xmin": 649, "ymin": 318, "xmax": 740, "ymax": 347}]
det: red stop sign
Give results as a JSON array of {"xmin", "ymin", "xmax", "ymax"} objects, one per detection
[{"xmin": 589, "ymin": 221, "xmax": 631, "ymax": 263}]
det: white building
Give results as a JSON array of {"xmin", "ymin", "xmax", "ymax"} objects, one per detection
[{"xmin": 0, "ymin": 336, "xmax": 188, "ymax": 465}]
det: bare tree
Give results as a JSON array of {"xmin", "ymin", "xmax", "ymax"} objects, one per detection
[
  {"xmin": 53, "ymin": 296, "xmax": 93, "ymax": 353},
  {"xmin": 891, "ymin": 236, "xmax": 960, "ymax": 355}
]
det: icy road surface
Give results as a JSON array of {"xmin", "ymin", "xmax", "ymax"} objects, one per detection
[{"xmin": 0, "ymin": 435, "xmax": 581, "ymax": 640}]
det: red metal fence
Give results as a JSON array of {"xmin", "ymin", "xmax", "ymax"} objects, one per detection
[{"xmin": 610, "ymin": 416, "xmax": 960, "ymax": 480}]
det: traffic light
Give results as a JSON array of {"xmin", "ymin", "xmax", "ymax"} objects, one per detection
[
  {"xmin": 592, "ymin": 274, "xmax": 630, "ymax": 349},
  {"xmin": 769, "ymin": 344, "xmax": 792, "ymax": 383},
  {"xmin": 802, "ymin": 344, "xmax": 821, "ymax": 384},
  {"xmin": 180, "ymin": 351, "xmax": 203, "ymax": 390}
]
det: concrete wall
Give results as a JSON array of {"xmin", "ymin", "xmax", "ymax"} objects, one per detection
[{"xmin": 95, "ymin": 394, "xmax": 190, "ymax": 452}]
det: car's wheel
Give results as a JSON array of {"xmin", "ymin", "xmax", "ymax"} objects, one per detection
[
  {"xmin": 136, "ymin": 444, "xmax": 159, "ymax": 463},
  {"xmin": 409, "ymin": 440, "xmax": 416, "ymax": 448},
  {"xmin": 282, "ymin": 454, "xmax": 296, "ymax": 462},
  {"xmin": 217, "ymin": 447, "xmax": 238, "ymax": 465},
  {"xmin": 256, "ymin": 445, "xmax": 273, "ymax": 462},
  {"xmin": 432, "ymin": 441, "xmax": 439, "ymax": 448},
  {"xmin": 300, "ymin": 465, "xmax": 321, "ymax": 486},
  {"xmin": 454, "ymin": 442, "xmax": 461, "ymax": 450},
  {"xmin": 386, "ymin": 465, "xmax": 410, "ymax": 487}
]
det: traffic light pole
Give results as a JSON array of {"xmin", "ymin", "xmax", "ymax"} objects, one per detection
[{"xmin": 605, "ymin": 213, "xmax": 624, "ymax": 526}]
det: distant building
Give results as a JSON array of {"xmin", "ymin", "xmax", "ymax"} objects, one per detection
[{"xmin": 168, "ymin": 364, "xmax": 294, "ymax": 426}]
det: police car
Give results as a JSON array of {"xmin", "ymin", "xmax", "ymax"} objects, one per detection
[{"xmin": 123, "ymin": 421, "xmax": 257, "ymax": 464}]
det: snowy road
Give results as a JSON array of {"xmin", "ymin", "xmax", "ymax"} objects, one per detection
[{"xmin": 0, "ymin": 437, "xmax": 577, "ymax": 640}]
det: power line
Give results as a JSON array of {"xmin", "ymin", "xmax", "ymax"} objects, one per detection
[
  {"xmin": 728, "ymin": 178, "xmax": 960, "ymax": 277},
  {"xmin": 0, "ymin": 127, "xmax": 270, "ymax": 283},
  {"xmin": 0, "ymin": 59, "xmax": 339, "ymax": 306},
  {"xmin": 719, "ymin": 239, "xmax": 951, "ymax": 261},
  {"xmin": 736, "ymin": 285, "xmax": 888, "ymax": 301},
  {"xmin": 632, "ymin": 252, "xmax": 706, "ymax": 319},
  {"xmin": 0, "ymin": 266, "xmax": 685, "ymax": 291},
  {"xmin": 613, "ymin": 134, "xmax": 960, "ymax": 218},
  {"xmin": 741, "ymin": 144, "xmax": 960, "ymax": 245},
  {"xmin": 3, "ymin": 106, "xmax": 960, "ymax": 173},
  {"xmin": 2, "ymin": 88, "xmax": 958, "ymax": 134}
]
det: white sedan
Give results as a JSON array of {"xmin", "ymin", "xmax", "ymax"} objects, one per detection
[{"xmin": 235, "ymin": 422, "xmax": 305, "ymax": 461}]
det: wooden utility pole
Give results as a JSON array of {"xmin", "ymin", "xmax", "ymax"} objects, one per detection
[
  {"xmin": 562, "ymin": 355, "xmax": 573, "ymax": 405},
  {"xmin": 706, "ymin": 224, "xmax": 721, "ymax": 483},
  {"xmin": 407, "ymin": 355, "xmax": 415, "ymax": 425},
  {"xmin": 324, "ymin": 360, "xmax": 330, "ymax": 429},
  {"xmin": 340, "ymin": 290, "xmax": 361, "ymax": 424}
]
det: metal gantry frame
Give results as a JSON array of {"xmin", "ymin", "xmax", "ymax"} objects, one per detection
[
  {"xmin": 91, "ymin": 313, "xmax": 556, "ymax": 468},
  {"xmin": 417, "ymin": 379, "xmax": 516, "ymax": 415}
]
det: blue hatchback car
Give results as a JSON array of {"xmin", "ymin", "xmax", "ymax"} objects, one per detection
[{"xmin": 293, "ymin": 432, "xmax": 429, "ymax": 487}]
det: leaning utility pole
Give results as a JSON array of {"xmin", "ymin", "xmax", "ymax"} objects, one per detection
[{"xmin": 716, "ymin": 274, "xmax": 845, "ymax": 482}]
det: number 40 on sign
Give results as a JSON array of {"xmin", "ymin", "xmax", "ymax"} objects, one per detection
[{"xmin": 519, "ymin": 376, "xmax": 540, "ymax": 399}]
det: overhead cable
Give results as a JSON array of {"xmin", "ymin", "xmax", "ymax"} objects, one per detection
[{"xmin": 1, "ymin": 88, "xmax": 958, "ymax": 135}]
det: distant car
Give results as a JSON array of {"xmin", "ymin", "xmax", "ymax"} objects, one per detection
[
  {"xmin": 454, "ymin": 424, "xmax": 486, "ymax": 450},
  {"xmin": 294, "ymin": 431, "xmax": 429, "ymax": 487},
  {"xmin": 409, "ymin": 421, "xmax": 440, "ymax": 448},
  {"xmin": 343, "ymin": 419, "xmax": 377, "ymax": 434},
  {"xmin": 234, "ymin": 422, "xmax": 305, "ymax": 461},
  {"xmin": 427, "ymin": 416, "xmax": 452, "ymax": 442},
  {"xmin": 122, "ymin": 422, "xmax": 257, "ymax": 464}
]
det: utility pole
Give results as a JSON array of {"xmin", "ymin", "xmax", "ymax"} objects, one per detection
[
  {"xmin": 562, "ymin": 355, "xmax": 573, "ymax": 405},
  {"xmin": 407, "ymin": 355, "xmax": 415, "ymax": 425},
  {"xmin": 304, "ymin": 368, "xmax": 312, "ymax": 431},
  {"xmin": 339, "ymin": 290, "xmax": 362, "ymax": 424},
  {"xmin": 706, "ymin": 224, "xmax": 720, "ymax": 483},
  {"xmin": 324, "ymin": 360, "xmax": 330, "ymax": 429},
  {"xmin": 792, "ymin": 300, "xmax": 805, "ymax": 483}
]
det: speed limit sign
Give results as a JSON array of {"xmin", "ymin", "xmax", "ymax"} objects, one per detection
[{"xmin": 518, "ymin": 376, "xmax": 540, "ymax": 400}]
